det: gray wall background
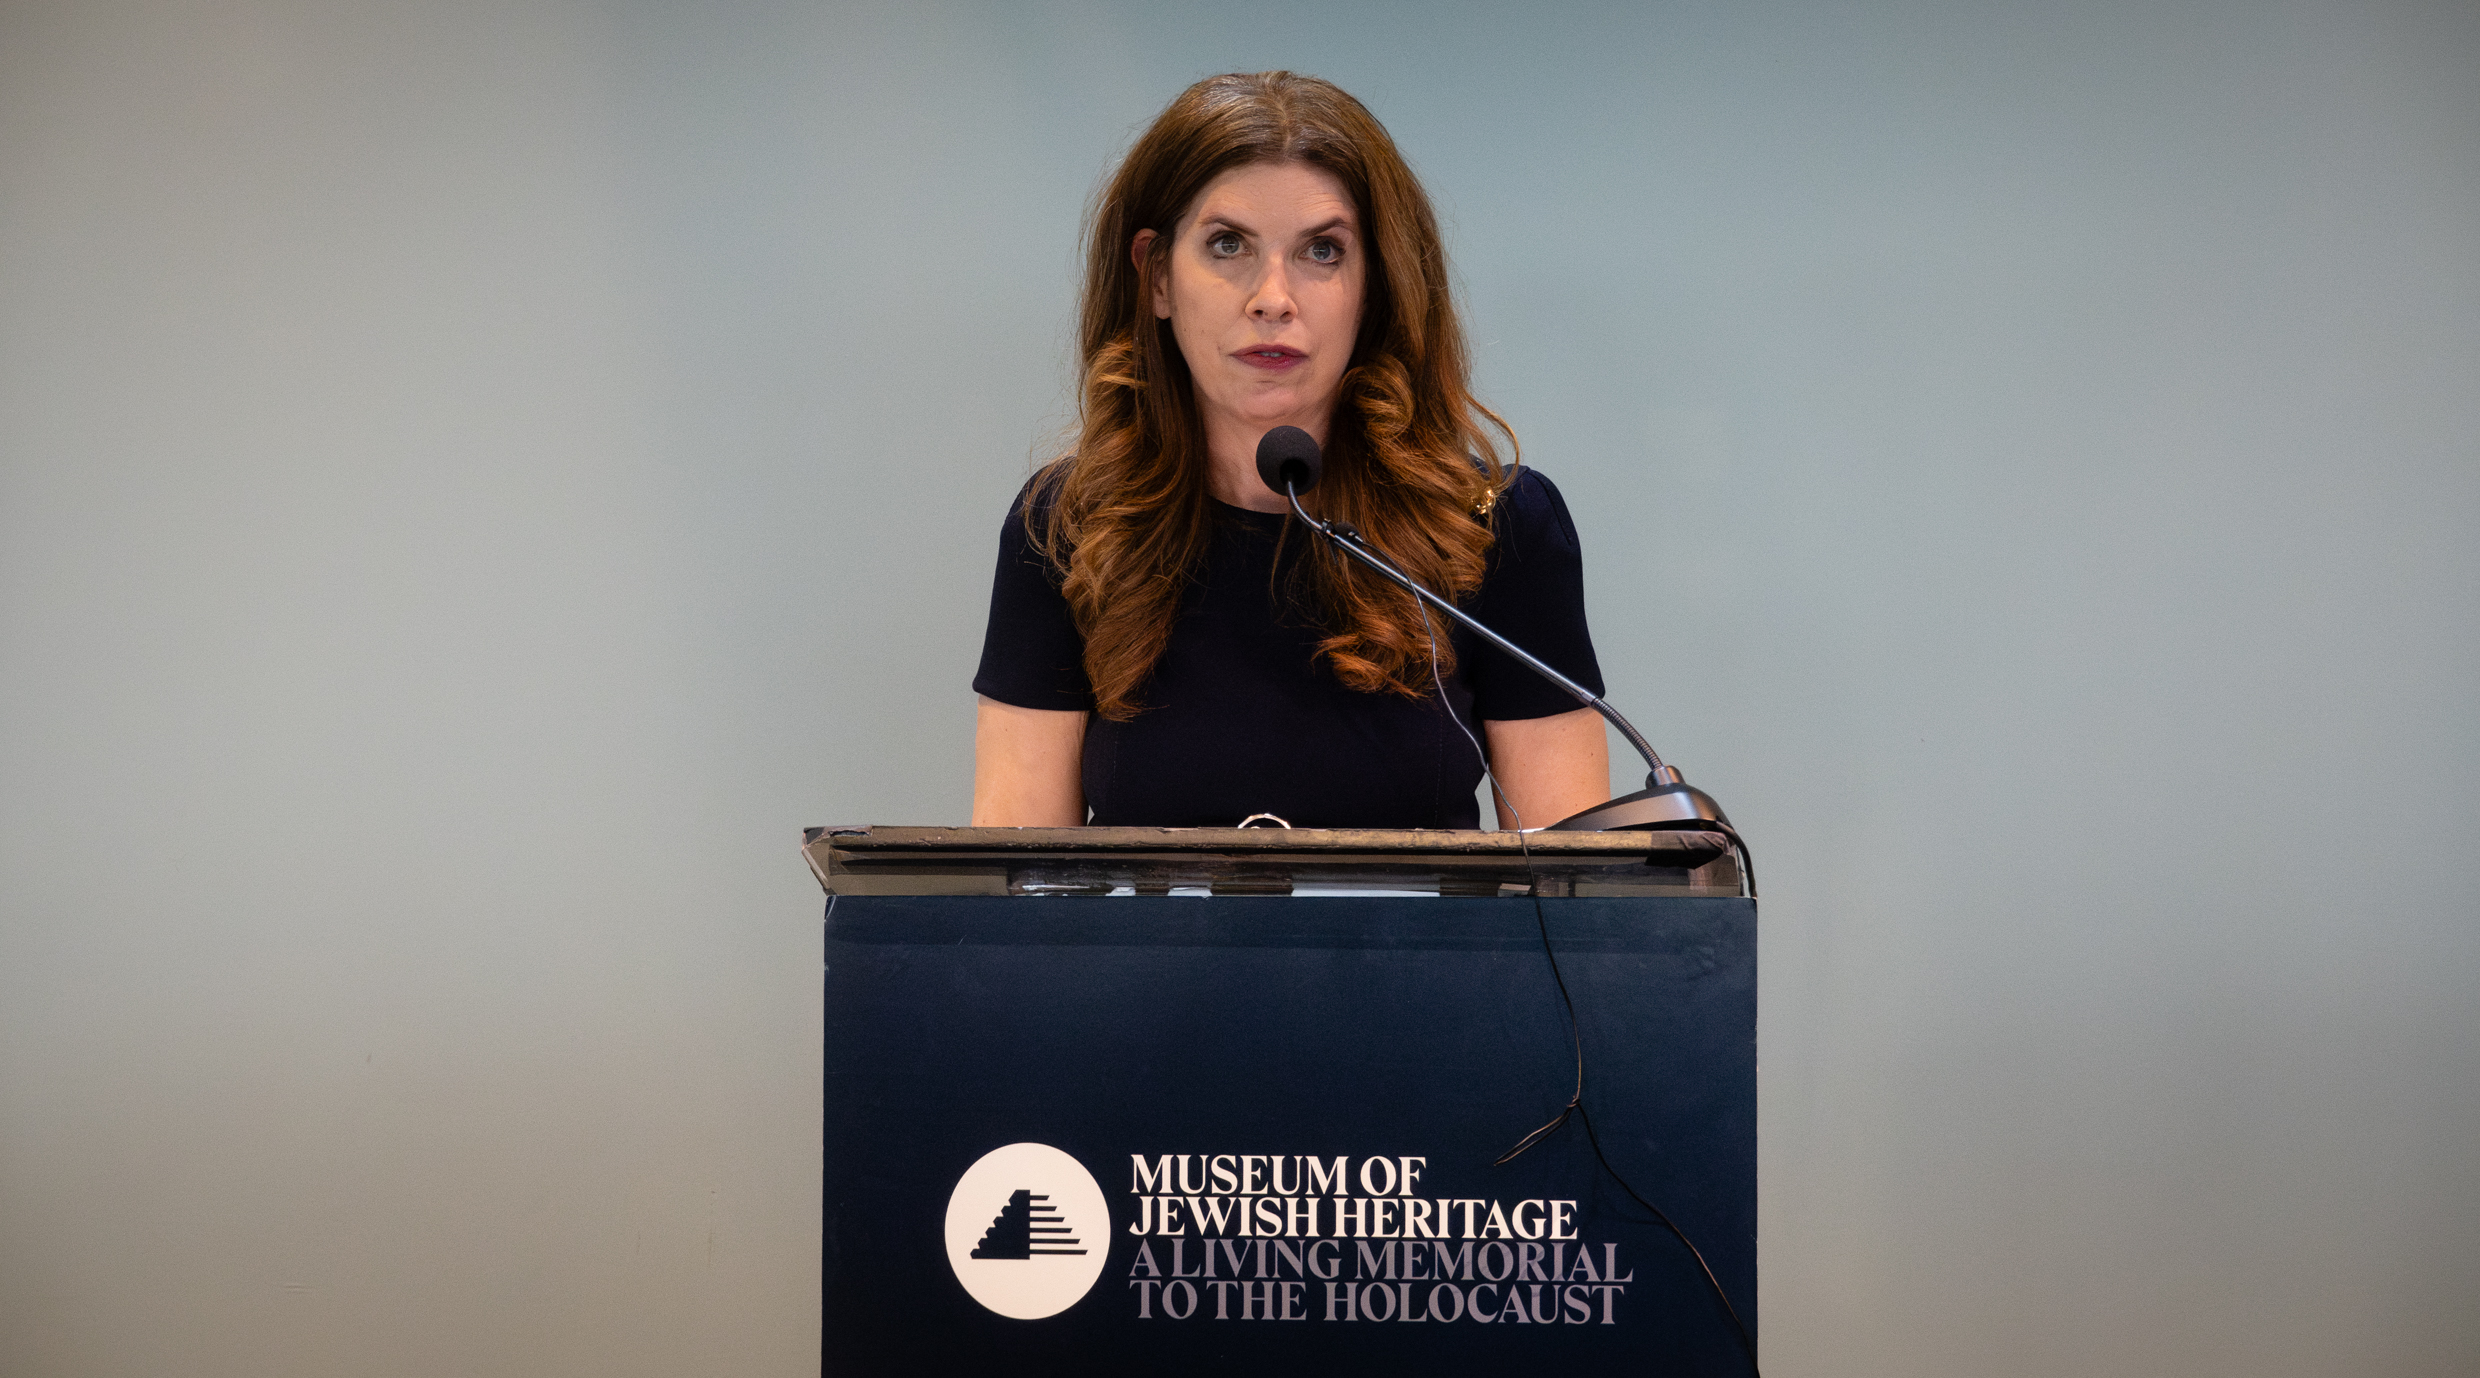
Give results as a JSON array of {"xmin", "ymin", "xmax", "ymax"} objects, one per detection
[{"xmin": 3, "ymin": 1, "xmax": 2473, "ymax": 1374}]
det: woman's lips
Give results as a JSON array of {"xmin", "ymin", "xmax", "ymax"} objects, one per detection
[{"xmin": 1234, "ymin": 345, "xmax": 1306, "ymax": 371}]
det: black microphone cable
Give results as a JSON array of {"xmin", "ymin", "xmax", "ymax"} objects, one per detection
[{"xmin": 1411, "ymin": 597, "xmax": 1760, "ymax": 1377}]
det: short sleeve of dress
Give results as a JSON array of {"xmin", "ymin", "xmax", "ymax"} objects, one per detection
[
  {"xmin": 970, "ymin": 481, "xmax": 1095, "ymax": 711},
  {"xmin": 1461, "ymin": 468, "xmax": 1606, "ymax": 721}
]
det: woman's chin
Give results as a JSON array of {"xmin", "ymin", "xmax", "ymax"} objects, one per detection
[{"xmin": 1216, "ymin": 384, "xmax": 1340, "ymax": 431}]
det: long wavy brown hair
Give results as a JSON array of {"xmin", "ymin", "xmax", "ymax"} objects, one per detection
[{"xmin": 1031, "ymin": 70, "xmax": 1517, "ymax": 721}]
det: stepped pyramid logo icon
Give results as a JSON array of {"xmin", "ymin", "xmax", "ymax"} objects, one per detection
[
  {"xmin": 969, "ymin": 1188, "xmax": 1087, "ymax": 1259},
  {"xmin": 944, "ymin": 1143, "xmax": 1111, "ymax": 1318}
]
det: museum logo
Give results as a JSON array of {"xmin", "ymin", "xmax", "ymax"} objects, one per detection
[{"xmin": 944, "ymin": 1143, "xmax": 1111, "ymax": 1319}]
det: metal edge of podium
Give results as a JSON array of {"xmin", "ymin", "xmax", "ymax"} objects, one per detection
[{"xmin": 801, "ymin": 825, "xmax": 1743, "ymax": 898}]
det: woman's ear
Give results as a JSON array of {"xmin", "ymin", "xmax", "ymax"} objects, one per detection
[{"xmin": 1131, "ymin": 229, "xmax": 1171, "ymax": 319}]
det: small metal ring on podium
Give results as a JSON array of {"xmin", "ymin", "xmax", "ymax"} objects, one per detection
[{"xmin": 1236, "ymin": 813, "xmax": 1293, "ymax": 829}]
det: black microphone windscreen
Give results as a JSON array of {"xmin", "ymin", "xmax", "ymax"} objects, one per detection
[{"xmin": 1254, "ymin": 426, "xmax": 1323, "ymax": 497}]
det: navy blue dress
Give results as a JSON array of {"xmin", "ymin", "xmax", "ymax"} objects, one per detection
[{"xmin": 971, "ymin": 468, "xmax": 1604, "ymax": 829}]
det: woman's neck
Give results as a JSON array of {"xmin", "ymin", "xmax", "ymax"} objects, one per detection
[{"xmin": 1200, "ymin": 406, "xmax": 1329, "ymax": 513}]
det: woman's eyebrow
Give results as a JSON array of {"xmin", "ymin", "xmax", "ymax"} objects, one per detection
[{"xmin": 1192, "ymin": 214, "xmax": 1355, "ymax": 239}]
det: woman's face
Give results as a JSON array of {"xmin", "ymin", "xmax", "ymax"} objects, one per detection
[{"xmin": 1137, "ymin": 161, "xmax": 1367, "ymax": 448}]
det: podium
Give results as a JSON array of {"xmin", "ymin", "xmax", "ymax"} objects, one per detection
[{"xmin": 805, "ymin": 826, "xmax": 1756, "ymax": 1376}]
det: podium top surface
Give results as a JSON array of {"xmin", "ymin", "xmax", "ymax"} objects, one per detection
[{"xmin": 802, "ymin": 825, "xmax": 1743, "ymax": 898}]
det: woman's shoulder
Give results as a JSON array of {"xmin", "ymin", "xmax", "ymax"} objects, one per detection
[
  {"xmin": 1487, "ymin": 465, "xmax": 1582, "ymax": 555},
  {"xmin": 989, "ymin": 462, "xmax": 1077, "ymax": 582},
  {"xmin": 994, "ymin": 461, "xmax": 1083, "ymax": 564},
  {"xmin": 1005, "ymin": 458, "xmax": 1072, "ymax": 518}
]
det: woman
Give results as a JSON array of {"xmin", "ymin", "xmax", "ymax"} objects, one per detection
[{"xmin": 972, "ymin": 71, "xmax": 1610, "ymax": 830}]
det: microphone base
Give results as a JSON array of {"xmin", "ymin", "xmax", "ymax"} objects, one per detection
[{"xmin": 1545, "ymin": 770, "xmax": 1731, "ymax": 833}]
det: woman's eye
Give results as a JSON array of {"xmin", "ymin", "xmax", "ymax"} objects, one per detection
[
  {"xmin": 1306, "ymin": 239, "xmax": 1341, "ymax": 264},
  {"xmin": 1208, "ymin": 232, "xmax": 1244, "ymax": 256}
]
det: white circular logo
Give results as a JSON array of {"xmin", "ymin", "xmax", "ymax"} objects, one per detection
[{"xmin": 943, "ymin": 1143, "xmax": 1111, "ymax": 1319}]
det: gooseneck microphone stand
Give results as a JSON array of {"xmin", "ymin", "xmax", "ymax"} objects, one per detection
[{"xmin": 1253, "ymin": 426, "xmax": 1749, "ymax": 890}]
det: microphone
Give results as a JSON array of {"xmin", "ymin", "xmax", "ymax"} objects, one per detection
[
  {"xmin": 1255, "ymin": 425, "xmax": 1323, "ymax": 497},
  {"xmin": 1251, "ymin": 426, "xmax": 1738, "ymax": 848}
]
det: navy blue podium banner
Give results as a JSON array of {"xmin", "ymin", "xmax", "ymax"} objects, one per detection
[{"xmin": 822, "ymin": 894, "xmax": 1755, "ymax": 1375}]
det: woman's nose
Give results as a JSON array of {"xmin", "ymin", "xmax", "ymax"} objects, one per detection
[{"xmin": 1248, "ymin": 260, "xmax": 1295, "ymax": 320}]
